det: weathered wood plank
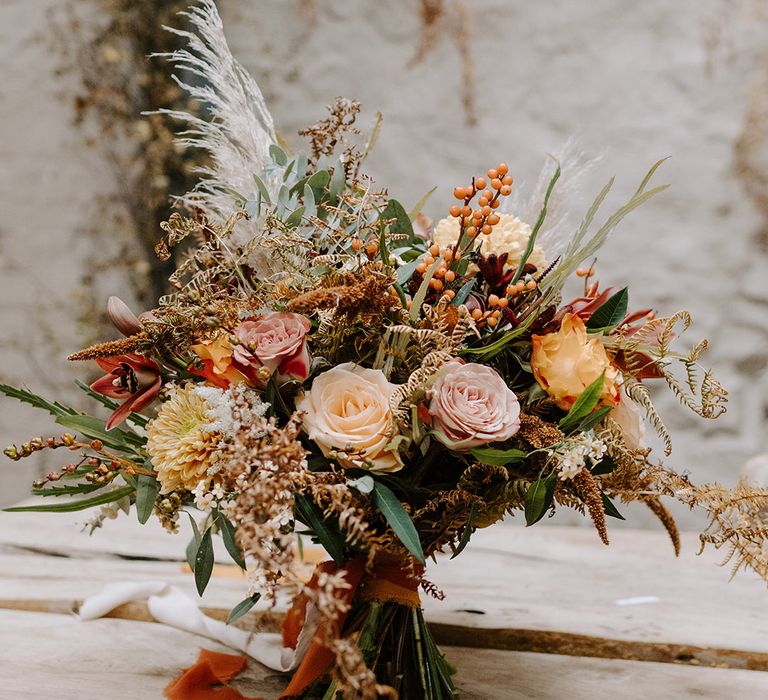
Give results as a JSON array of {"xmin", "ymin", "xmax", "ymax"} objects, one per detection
[
  {"xmin": 0, "ymin": 506, "xmax": 765, "ymax": 655},
  {"xmin": 2, "ymin": 610, "xmax": 766, "ymax": 699}
]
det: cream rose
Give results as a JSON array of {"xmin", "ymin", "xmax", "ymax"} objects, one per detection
[
  {"xmin": 428, "ymin": 360, "xmax": 521, "ymax": 451},
  {"xmin": 531, "ymin": 313, "xmax": 620, "ymax": 411},
  {"xmin": 295, "ymin": 363, "xmax": 403, "ymax": 472},
  {"xmin": 432, "ymin": 213, "xmax": 547, "ymax": 272}
]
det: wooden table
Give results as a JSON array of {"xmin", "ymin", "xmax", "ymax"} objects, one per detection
[{"xmin": 1, "ymin": 506, "xmax": 766, "ymax": 698}]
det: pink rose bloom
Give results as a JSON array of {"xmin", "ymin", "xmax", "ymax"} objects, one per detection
[
  {"xmin": 428, "ymin": 360, "xmax": 521, "ymax": 452},
  {"xmin": 233, "ymin": 312, "xmax": 311, "ymax": 383}
]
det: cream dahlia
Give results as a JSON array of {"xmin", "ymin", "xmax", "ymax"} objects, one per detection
[
  {"xmin": 431, "ymin": 213, "xmax": 547, "ymax": 272},
  {"xmin": 147, "ymin": 383, "xmax": 222, "ymax": 494}
]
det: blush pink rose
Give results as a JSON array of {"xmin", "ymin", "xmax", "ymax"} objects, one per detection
[
  {"xmin": 233, "ymin": 312, "xmax": 311, "ymax": 383},
  {"xmin": 428, "ymin": 360, "xmax": 521, "ymax": 451}
]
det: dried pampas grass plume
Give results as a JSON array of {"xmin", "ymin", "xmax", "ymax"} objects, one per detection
[{"xmin": 152, "ymin": 0, "xmax": 277, "ymax": 224}]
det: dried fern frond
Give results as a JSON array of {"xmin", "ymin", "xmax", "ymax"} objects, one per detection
[
  {"xmin": 613, "ymin": 311, "xmax": 728, "ymax": 422},
  {"xmin": 623, "ymin": 383, "xmax": 672, "ymax": 455}
]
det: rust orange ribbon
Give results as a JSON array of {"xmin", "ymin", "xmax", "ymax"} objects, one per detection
[
  {"xmin": 165, "ymin": 648, "xmax": 252, "ymax": 700},
  {"xmin": 165, "ymin": 557, "xmax": 422, "ymax": 700}
]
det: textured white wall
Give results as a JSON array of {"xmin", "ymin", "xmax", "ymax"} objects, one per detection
[{"xmin": 1, "ymin": 1, "xmax": 766, "ymax": 531}]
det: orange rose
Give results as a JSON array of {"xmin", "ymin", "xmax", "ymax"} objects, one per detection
[
  {"xmin": 531, "ymin": 313, "xmax": 619, "ymax": 411},
  {"xmin": 191, "ymin": 333, "xmax": 248, "ymax": 388}
]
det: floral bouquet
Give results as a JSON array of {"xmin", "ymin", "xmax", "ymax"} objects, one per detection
[{"xmin": 4, "ymin": 3, "xmax": 768, "ymax": 699}]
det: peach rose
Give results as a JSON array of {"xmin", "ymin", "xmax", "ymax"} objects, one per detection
[
  {"xmin": 295, "ymin": 363, "xmax": 402, "ymax": 472},
  {"xmin": 233, "ymin": 312, "xmax": 311, "ymax": 383},
  {"xmin": 531, "ymin": 313, "xmax": 619, "ymax": 411},
  {"xmin": 427, "ymin": 360, "xmax": 521, "ymax": 451},
  {"xmin": 191, "ymin": 333, "xmax": 247, "ymax": 388}
]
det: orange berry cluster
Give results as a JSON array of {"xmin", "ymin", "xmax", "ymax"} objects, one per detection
[
  {"xmin": 351, "ymin": 237, "xmax": 380, "ymax": 258},
  {"xmin": 450, "ymin": 162, "xmax": 514, "ymax": 241},
  {"xmin": 470, "ymin": 306, "xmax": 503, "ymax": 328},
  {"xmin": 506, "ymin": 279, "xmax": 537, "ymax": 296},
  {"xmin": 415, "ymin": 243, "xmax": 461, "ymax": 293}
]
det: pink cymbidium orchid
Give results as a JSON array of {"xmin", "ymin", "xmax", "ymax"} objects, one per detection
[{"xmin": 91, "ymin": 353, "xmax": 162, "ymax": 430}]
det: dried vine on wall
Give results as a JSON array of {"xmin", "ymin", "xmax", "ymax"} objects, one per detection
[{"xmin": 53, "ymin": 1, "xmax": 207, "ymax": 316}]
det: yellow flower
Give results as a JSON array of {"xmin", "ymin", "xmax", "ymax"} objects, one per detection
[
  {"xmin": 191, "ymin": 333, "xmax": 247, "ymax": 388},
  {"xmin": 432, "ymin": 214, "xmax": 547, "ymax": 272},
  {"xmin": 147, "ymin": 383, "xmax": 221, "ymax": 494},
  {"xmin": 531, "ymin": 313, "xmax": 619, "ymax": 411}
]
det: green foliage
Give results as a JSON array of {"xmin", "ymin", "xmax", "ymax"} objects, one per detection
[
  {"xmin": 294, "ymin": 493, "xmax": 346, "ymax": 565},
  {"xmin": 4, "ymin": 484, "xmax": 134, "ymax": 513},
  {"xmin": 450, "ymin": 502, "xmax": 477, "ymax": 559},
  {"xmin": 469, "ymin": 447, "xmax": 528, "ymax": 466},
  {"xmin": 558, "ymin": 373, "xmax": 606, "ymax": 434},
  {"xmin": 226, "ymin": 594, "xmax": 261, "ymax": 625},
  {"xmin": 586, "ymin": 287, "xmax": 628, "ymax": 331},
  {"xmin": 373, "ymin": 480, "xmax": 425, "ymax": 564},
  {"xmin": 601, "ymin": 493, "xmax": 625, "ymax": 520},
  {"xmin": 511, "ymin": 159, "xmax": 561, "ymax": 284},
  {"xmin": 194, "ymin": 528, "xmax": 215, "ymax": 596},
  {"xmin": 135, "ymin": 473, "xmax": 159, "ymax": 525},
  {"xmin": 215, "ymin": 510, "xmax": 246, "ymax": 569},
  {"xmin": 74, "ymin": 380, "xmax": 148, "ymax": 428},
  {"xmin": 524, "ymin": 474, "xmax": 557, "ymax": 526},
  {"xmin": 380, "ymin": 199, "xmax": 414, "ymax": 241}
]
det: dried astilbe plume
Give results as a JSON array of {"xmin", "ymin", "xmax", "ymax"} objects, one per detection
[{"xmin": 298, "ymin": 97, "xmax": 362, "ymax": 168}]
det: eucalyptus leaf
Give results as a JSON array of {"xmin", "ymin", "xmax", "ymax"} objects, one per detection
[
  {"xmin": 586, "ymin": 287, "xmax": 628, "ymax": 331},
  {"xmin": 269, "ymin": 144, "xmax": 288, "ymax": 166},
  {"xmin": 469, "ymin": 447, "xmax": 528, "ymax": 466},
  {"xmin": 194, "ymin": 528, "xmax": 215, "ymax": 596},
  {"xmin": 452, "ymin": 279, "xmax": 476, "ymax": 307},
  {"xmin": 373, "ymin": 481, "xmax": 425, "ymax": 564},
  {"xmin": 348, "ymin": 475, "xmax": 375, "ymax": 494},
  {"xmin": 558, "ymin": 372, "xmax": 606, "ymax": 433},
  {"xmin": 524, "ymin": 474, "xmax": 557, "ymax": 526},
  {"xmin": 303, "ymin": 184, "xmax": 316, "ymax": 218},
  {"xmin": 4, "ymin": 485, "xmax": 134, "ymax": 513},
  {"xmin": 226, "ymin": 594, "xmax": 261, "ymax": 625},
  {"xmin": 252, "ymin": 174, "xmax": 271, "ymax": 204},
  {"xmin": 285, "ymin": 205, "xmax": 306, "ymax": 228},
  {"xmin": 395, "ymin": 259, "xmax": 419, "ymax": 286},
  {"xmin": 329, "ymin": 161, "xmax": 346, "ymax": 199},
  {"xmin": 381, "ymin": 199, "xmax": 414, "ymax": 239},
  {"xmin": 135, "ymin": 474, "xmax": 159, "ymax": 525},
  {"xmin": 306, "ymin": 170, "xmax": 330, "ymax": 198}
]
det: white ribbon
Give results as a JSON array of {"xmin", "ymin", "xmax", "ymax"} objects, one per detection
[{"xmin": 78, "ymin": 581, "xmax": 317, "ymax": 672}]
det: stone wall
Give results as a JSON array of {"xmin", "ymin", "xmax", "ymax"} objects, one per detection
[{"xmin": 1, "ymin": 0, "xmax": 766, "ymax": 530}]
